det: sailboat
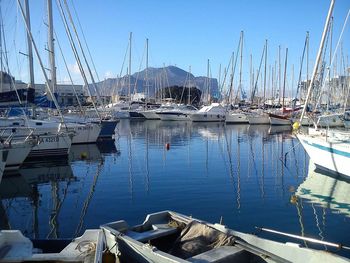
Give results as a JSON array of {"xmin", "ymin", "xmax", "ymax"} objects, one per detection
[{"xmin": 296, "ymin": 0, "xmax": 350, "ymax": 178}]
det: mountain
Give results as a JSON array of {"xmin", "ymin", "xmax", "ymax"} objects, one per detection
[{"xmin": 89, "ymin": 66, "xmax": 219, "ymax": 99}]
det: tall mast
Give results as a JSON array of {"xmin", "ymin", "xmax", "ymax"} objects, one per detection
[
  {"xmin": 206, "ymin": 58, "xmax": 210, "ymax": 103},
  {"xmin": 145, "ymin": 38, "xmax": 149, "ymax": 103},
  {"xmin": 250, "ymin": 54, "xmax": 252, "ymax": 103},
  {"xmin": 278, "ymin": 45, "xmax": 281, "ymax": 106},
  {"xmin": 24, "ymin": 0, "xmax": 35, "ymax": 90},
  {"xmin": 238, "ymin": 31, "xmax": 243, "ymax": 102},
  {"xmin": 47, "ymin": 0, "xmax": 56, "ymax": 94},
  {"xmin": 282, "ymin": 48, "xmax": 288, "ymax": 112},
  {"xmin": 128, "ymin": 32, "xmax": 132, "ymax": 101},
  {"xmin": 300, "ymin": 0, "xmax": 335, "ymax": 122},
  {"xmin": 188, "ymin": 65, "xmax": 191, "ymax": 105},
  {"xmin": 263, "ymin": 39, "xmax": 268, "ymax": 105}
]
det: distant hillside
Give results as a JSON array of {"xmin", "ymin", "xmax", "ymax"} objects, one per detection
[{"xmin": 89, "ymin": 66, "xmax": 219, "ymax": 99}]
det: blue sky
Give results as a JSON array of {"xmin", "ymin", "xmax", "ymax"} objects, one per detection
[{"xmin": 2, "ymin": 0, "xmax": 350, "ymax": 94}]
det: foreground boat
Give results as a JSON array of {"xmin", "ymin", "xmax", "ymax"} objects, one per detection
[
  {"xmin": 0, "ymin": 229, "xmax": 104, "ymax": 262},
  {"xmin": 101, "ymin": 211, "xmax": 350, "ymax": 263}
]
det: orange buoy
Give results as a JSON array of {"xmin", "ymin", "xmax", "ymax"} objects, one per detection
[{"xmin": 165, "ymin": 143, "xmax": 170, "ymax": 150}]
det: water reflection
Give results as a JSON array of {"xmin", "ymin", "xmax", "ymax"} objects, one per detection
[
  {"xmin": 0, "ymin": 120, "xmax": 349, "ymax": 256},
  {"xmin": 296, "ymin": 162, "xmax": 350, "ymax": 218},
  {"xmin": 0, "ymin": 139, "xmax": 120, "ymax": 238}
]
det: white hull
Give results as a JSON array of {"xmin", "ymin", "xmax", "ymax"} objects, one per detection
[
  {"xmin": 141, "ymin": 110, "xmax": 160, "ymax": 120},
  {"xmin": 269, "ymin": 116, "xmax": 291, "ymax": 126},
  {"xmin": 62, "ymin": 123, "xmax": 101, "ymax": 144},
  {"xmin": 317, "ymin": 114, "xmax": 344, "ymax": 128},
  {"xmin": 26, "ymin": 133, "xmax": 72, "ymax": 158},
  {"xmin": 191, "ymin": 113, "xmax": 225, "ymax": 122},
  {"xmin": 247, "ymin": 113, "xmax": 270, "ymax": 125},
  {"xmin": 297, "ymin": 132, "xmax": 350, "ymax": 178},
  {"xmin": 157, "ymin": 113, "xmax": 191, "ymax": 121},
  {"xmin": 225, "ymin": 112, "xmax": 249, "ymax": 123},
  {"xmin": 5, "ymin": 141, "xmax": 32, "ymax": 170}
]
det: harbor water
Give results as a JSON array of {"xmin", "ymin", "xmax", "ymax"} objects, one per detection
[{"xmin": 1, "ymin": 120, "xmax": 349, "ymax": 257}]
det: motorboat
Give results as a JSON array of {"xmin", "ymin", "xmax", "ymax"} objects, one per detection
[
  {"xmin": 157, "ymin": 105, "xmax": 198, "ymax": 121},
  {"xmin": 190, "ymin": 103, "xmax": 226, "ymax": 122}
]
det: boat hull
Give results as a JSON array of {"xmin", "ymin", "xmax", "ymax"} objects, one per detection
[
  {"xmin": 269, "ymin": 114, "xmax": 291, "ymax": 126},
  {"xmin": 297, "ymin": 133, "xmax": 350, "ymax": 178},
  {"xmin": 26, "ymin": 133, "xmax": 72, "ymax": 159},
  {"xmin": 247, "ymin": 114, "xmax": 270, "ymax": 125},
  {"xmin": 97, "ymin": 119, "xmax": 119, "ymax": 138},
  {"xmin": 5, "ymin": 142, "xmax": 32, "ymax": 170},
  {"xmin": 225, "ymin": 112, "xmax": 249, "ymax": 124},
  {"xmin": 141, "ymin": 110, "xmax": 160, "ymax": 120},
  {"xmin": 191, "ymin": 113, "xmax": 225, "ymax": 122},
  {"xmin": 157, "ymin": 112, "xmax": 191, "ymax": 121},
  {"xmin": 66, "ymin": 123, "xmax": 101, "ymax": 144}
]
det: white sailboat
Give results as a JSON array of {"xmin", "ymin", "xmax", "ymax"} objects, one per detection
[{"xmin": 296, "ymin": 0, "xmax": 350, "ymax": 178}]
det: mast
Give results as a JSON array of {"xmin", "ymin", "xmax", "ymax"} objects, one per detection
[
  {"xmin": 47, "ymin": 0, "xmax": 56, "ymax": 95},
  {"xmin": 145, "ymin": 38, "xmax": 149, "ymax": 104},
  {"xmin": 278, "ymin": 45, "xmax": 281, "ymax": 106},
  {"xmin": 282, "ymin": 48, "xmax": 288, "ymax": 112},
  {"xmin": 17, "ymin": 0, "xmax": 63, "ymax": 122},
  {"xmin": 25, "ymin": 0, "xmax": 35, "ymax": 90},
  {"xmin": 238, "ymin": 31, "xmax": 243, "ymax": 102},
  {"xmin": 206, "ymin": 58, "xmax": 210, "ymax": 104},
  {"xmin": 300, "ymin": 0, "xmax": 335, "ymax": 122},
  {"xmin": 263, "ymin": 39, "xmax": 268, "ymax": 105},
  {"xmin": 128, "ymin": 32, "xmax": 132, "ymax": 102},
  {"xmin": 188, "ymin": 65, "xmax": 191, "ymax": 105}
]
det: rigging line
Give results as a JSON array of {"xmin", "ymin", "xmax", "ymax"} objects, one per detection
[
  {"xmin": 62, "ymin": 0, "xmax": 104, "ymax": 110},
  {"xmin": 227, "ymin": 36, "xmax": 242, "ymax": 101},
  {"xmin": 111, "ymin": 41, "xmax": 129, "ymax": 99},
  {"xmin": 70, "ymin": 0, "xmax": 101, "ymax": 83},
  {"xmin": 55, "ymin": 0, "xmax": 100, "ymax": 119},
  {"xmin": 315, "ymin": 10, "xmax": 350, "ymax": 112},
  {"xmin": 132, "ymin": 40, "xmax": 147, "ymax": 97},
  {"xmin": 17, "ymin": 0, "xmax": 65, "ymax": 123},
  {"xmin": 54, "ymin": 27, "xmax": 84, "ymax": 113},
  {"xmin": 220, "ymin": 51, "xmax": 233, "ymax": 93}
]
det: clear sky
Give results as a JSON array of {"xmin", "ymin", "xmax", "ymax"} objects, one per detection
[{"xmin": 2, "ymin": 0, "xmax": 350, "ymax": 95}]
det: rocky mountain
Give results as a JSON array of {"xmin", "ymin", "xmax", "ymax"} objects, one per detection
[{"xmin": 89, "ymin": 66, "xmax": 219, "ymax": 99}]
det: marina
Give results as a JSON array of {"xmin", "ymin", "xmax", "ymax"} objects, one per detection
[
  {"xmin": 0, "ymin": 0, "xmax": 350, "ymax": 261},
  {"xmin": 1, "ymin": 121, "xmax": 350, "ymax": 261}
]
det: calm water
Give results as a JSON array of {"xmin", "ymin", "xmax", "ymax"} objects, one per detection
[{"xmin": 1, "ymin": 120, "xmax": 350, "ymax": 257}]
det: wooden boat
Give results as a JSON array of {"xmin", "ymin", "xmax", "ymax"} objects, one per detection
[{"xmin": 101, "ymin": 211, "xmax": 350, "ymax": 263}]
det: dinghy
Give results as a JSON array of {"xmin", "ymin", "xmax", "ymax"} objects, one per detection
[{"xmin": 101, "ymin": 211, "xmax": 350, "ymax": 263}]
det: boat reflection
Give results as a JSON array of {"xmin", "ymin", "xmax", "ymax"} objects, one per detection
[{"xmin": 296, "ymin": 162, "xmax": 350, "ymax": 217}]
